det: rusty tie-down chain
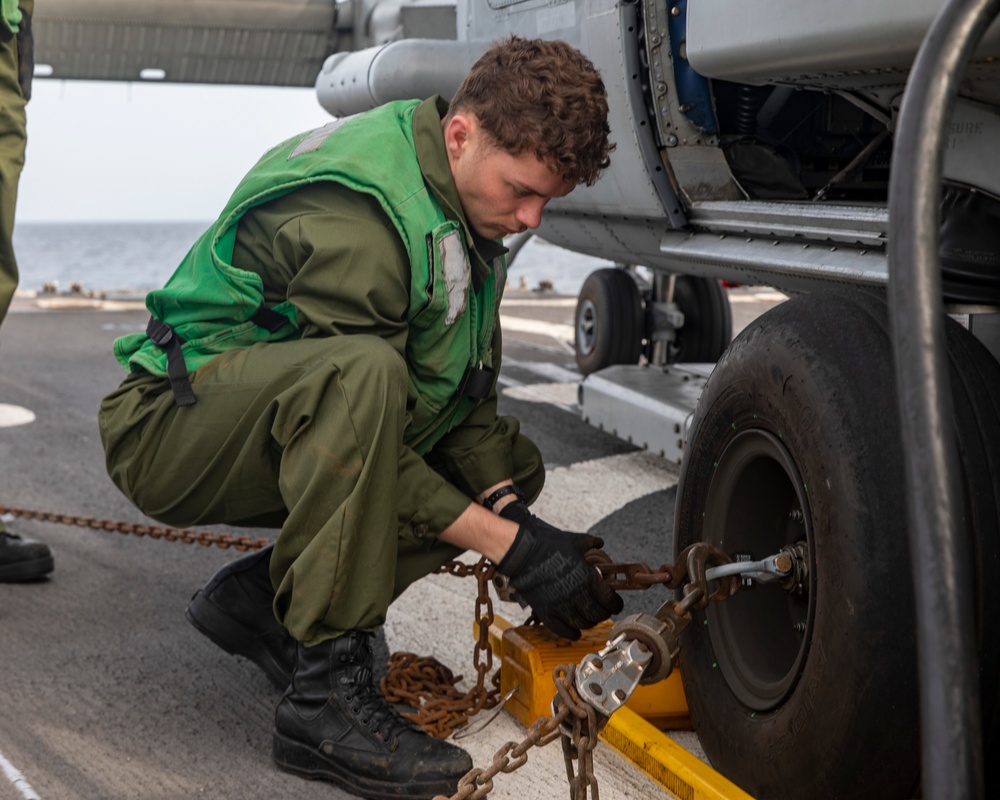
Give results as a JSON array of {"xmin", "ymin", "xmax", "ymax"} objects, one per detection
[
  {"xmin": 0, "ymin": 504, "xmax": 272, "ymax": 551},
  {"xmin": 381, "ymin": 557, "xmax": 502, "ymax": 739},
  {"xmin": 6, "ymin": 501, "xmax": 737, "ymax": 799},
  {"xmin": 425, "ymin": 542, "xmax": 740, "ymax": 800},
  {"xmin": 556, "ymin": 665, "xmax": 604, "ymax": 800},
  {"xmin": 432, "ymin": 664, "xmax": 602, "ymax": 800},
  {"xmin": 377, "ymin": 545, "xmax": 733, "ymax": 742},
  {"xmin": 589, "ymin": 542, "xmax": 738, "ymax": 600},
  {"xmin": 0, "ymin": 504, "xmax": 732, "ymax": 597}
]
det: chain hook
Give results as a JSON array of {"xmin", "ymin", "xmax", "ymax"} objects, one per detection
[{"xmin": 683, "ymin": 542, "xmax": 739, "ymax": 609}]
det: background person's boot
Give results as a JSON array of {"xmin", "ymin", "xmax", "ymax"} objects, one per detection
[
  {"xmin": 273, "ymin": 632, "xmax": 473, "ymax": 799},
  {"xmin": 0, "ymin": 528, "xmax": 54, "ymax": 582},
  {"xmin": 185, "ymin": 544, "xmax": 295, "ymax": 688}
]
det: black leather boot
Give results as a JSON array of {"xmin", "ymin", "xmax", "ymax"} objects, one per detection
[
  {"xmin": 185, "ymin": 544, "xmax": 295, "ymax": 689},
  {"xmin": 273, "ymin": 632, "xmax": 473, "ymax": 799},
  {"xmin": 0, "ymin": 530, "xmax": 54, "ymax": 582}
]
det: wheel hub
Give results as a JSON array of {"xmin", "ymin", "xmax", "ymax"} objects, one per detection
[
  {"xmin": 701, "ymin": 428, "xmax": 815, "ymax": 711},
  {"xmin": 577, "ymin": 298, "xmax": 598, "ymax": 356}
]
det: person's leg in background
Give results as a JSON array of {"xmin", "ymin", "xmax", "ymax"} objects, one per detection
[{"xmin": 0, "ymin": 0, "xmax": 54, "ymax": 583}]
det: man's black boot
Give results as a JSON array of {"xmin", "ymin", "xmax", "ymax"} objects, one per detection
[
  {"xmin": 185, "ymin": 544, "xmax": 295, "ymax": 689},
  {"xmin": 0, "ymin": 529, "xmax": 54, "ymax": 582},
  {"xmin": 273, "ymin": 632, "xmax": 473, "ymax": 799}
]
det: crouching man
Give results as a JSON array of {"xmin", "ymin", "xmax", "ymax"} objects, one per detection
[{"xmin": 98, "ymin": 35, "xmax": 622, "ymax": 799}]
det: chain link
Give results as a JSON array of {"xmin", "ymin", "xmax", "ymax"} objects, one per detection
[
  {"xmin": 0, "ymin": 504, "xmax": 272, "ymax": 551},
  {"xmin": 432, "ymin": 666, "xmax": 598, "ymax": 800},
  {"xmin": 2, "ymin": 503, "xmax": 734, "ymax": 596},
  {"xmin": 381, "ymin": 556, "xmax": 502, "ymax": 739},
  {"xmin": 555, "ymin": 665, "xmax": 603, "ymax": 800},
  {"xmin": 595, "ymin": 542, "xmax": 740, "ymax": 603}
]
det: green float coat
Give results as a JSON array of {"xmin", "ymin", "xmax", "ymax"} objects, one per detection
[
  {"xmin": 113, "ymin": 99, "xmax": 503, "ymax": 455},
  {"xmin": 100, "ymin": 99, "xmax": 545, "ymax": 644}
]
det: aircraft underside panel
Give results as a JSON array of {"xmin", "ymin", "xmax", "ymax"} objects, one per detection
[
  {"xmin": 687, "ymin": 0, "xmax": 1000, "ymax": 99},
  {"xmin": 34, "ymin": 0, "xmax": 345, "ymax": 86},
  {"xmin": 537, "ymin": 206, "xmax": 890, "ymax": 294}
]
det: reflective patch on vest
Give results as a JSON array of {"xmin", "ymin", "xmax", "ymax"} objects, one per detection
[
  {"xmin": 288, "ymin": 116, "xmax": 356, "ymax": 159},
  {"xmin": 439, "ymin": 230, "xmax": 470, "ymax": 324}
]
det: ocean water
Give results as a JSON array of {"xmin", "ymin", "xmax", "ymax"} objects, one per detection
[
  {"xmin": 13, "ymin": 221, "xmax": 209, "ymax": 295},
  {"xmin": 11, "ymin": 221, "xmax": 613, "ymax": 298}
]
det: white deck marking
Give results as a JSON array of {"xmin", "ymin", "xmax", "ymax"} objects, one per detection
[
  {"xmin": 502, "ymin": 358, "xmax": 580, "ymax": 384},
  {"xmin": 501, "ymin": 381, "xmax": 579, "ymax": 409},
  {"xmin": 500, "ymin": 314, "xmax": 574, "ymax": 343},
  {"xmin": 0, "ymin": 404, "xmax": 36, "ymax": 428},
  {"xmin": 0, "ymin": 749, "xmax": 41, "ymax": 800},
  {"xmin": 729, "ymin": 291, "xmax": 787, "ymax": 303},
  {"xmin": 496, "ymin": 364, "xmax": 580, "ymax": 415},
  {"xmin": 500, "ymin": 297, "xmax": 578, "ymax": 308}
]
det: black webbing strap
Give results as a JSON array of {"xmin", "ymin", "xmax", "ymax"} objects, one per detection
[
  {"xmin": 146, "ymin": 317, "xmax": 197, "ymax": 407},
  {"xmin": 146, "ymin": 307, "xmax": 290, "ymax": 408},
  {"xmin": 457, "ymin": 364, "xmax": 495, "ymax": 399},
  {"xmin": 250, "ymin": 305, "xmax": 291, "ymax": 334}
]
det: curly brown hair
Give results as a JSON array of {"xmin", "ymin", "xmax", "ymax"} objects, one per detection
[{"xmin": 447, "ymin": 36, "xmax": 614, "ymax": 187}]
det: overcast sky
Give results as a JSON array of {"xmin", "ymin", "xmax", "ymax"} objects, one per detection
[{"xmin": 17, "ymin": 79, "xmax": 335, "ymax": 223}]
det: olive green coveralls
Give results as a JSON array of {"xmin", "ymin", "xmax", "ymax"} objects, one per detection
[
  {"xmin": 0, "ymin": 0, "xmax": 30, "ymax": 538},
  {"xmin": 0, "ymin": 0, "xmax": 28, "ymax": 325},
  {"xmin": 99, "ymin": 99, "xmax": 544, "ymax": 646}
]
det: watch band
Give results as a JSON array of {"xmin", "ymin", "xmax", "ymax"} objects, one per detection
[{"xmin": 482, "ymin": 484, "xmax": 526, "ymax": 511}]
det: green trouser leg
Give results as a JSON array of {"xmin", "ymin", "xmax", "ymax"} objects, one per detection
[
  {"xmin": 0, "ymin": 24, "xmax": 29, "ymax": 531},
  {"xmin": 100, "ymin": 335, "xmax": 410, "ymax": 644},
  {"xmin": 99, "ymin": 335, "xmax": 543, "ymax": 645},
  {"xmin": 0, "ymin": 27, "xmax": 25, "ymax": 325}
]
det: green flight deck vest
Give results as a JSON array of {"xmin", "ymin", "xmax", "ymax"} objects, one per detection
[
  {"xmin": 1, "ymin": 0, "xmax": 21, "ymax": 37},
  {"xmin": 113, "ymin": 100, "xmax": 505, "ymax": 455}
]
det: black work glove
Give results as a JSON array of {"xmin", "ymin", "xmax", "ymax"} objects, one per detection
[{"xmin": 495, "ymin": 502, "xmax": 623, "ymax": 640}]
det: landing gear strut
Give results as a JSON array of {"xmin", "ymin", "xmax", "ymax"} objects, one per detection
[{"xmin": 574, "ymin": 267, "xmax": 732, "ymax": 376}]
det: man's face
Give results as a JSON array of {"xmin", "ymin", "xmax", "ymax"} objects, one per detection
[{"xmin": 444, "ymin": 114, "xmax": 574, "ymax": 241}]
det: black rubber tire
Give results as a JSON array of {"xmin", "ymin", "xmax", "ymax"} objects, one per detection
[
  {"xmin": 673, "ymin": 289, "xmax": 1000, "ymax": 800},
  {"xmin": 574, "ymin": 268, "xmax": 643, "ymax": 376},
  {"xmin": 944, "ymin": 308, "xmax": 1000, "ymax": 797},
  {"xmin": 665, "ymin": 275, "xmax": 732, "ymax": 363}
]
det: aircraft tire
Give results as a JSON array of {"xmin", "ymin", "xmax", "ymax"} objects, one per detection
[
  {"xmin": 574, "ymin": 268, "xmax": 643, "ymax": 376},
  {"xmin": 941, "ymin": 301, "xmax": 1000, "ymax": 794},
  {"xmin": 674, "ymin": 289, "xmax": 1000, "ymax": 799},
  {"xmin": 846, "ymin": 288, "xmax": 1000, "ymax": 793},
  {"xmin": 666, "ymin": 276, "xmax": 732, "ymax": 363}
]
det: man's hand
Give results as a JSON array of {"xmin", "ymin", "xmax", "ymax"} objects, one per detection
[{"xmin": 495, "ymin": 503, "xmax": 623, "ymax": 640}]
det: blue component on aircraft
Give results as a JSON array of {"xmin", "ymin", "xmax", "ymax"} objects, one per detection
[{"xmin": 667, "ymin": 0, "xmax": 718, "ymax": 135}]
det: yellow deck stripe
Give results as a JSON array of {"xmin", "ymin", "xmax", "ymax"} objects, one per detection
[{"xmin": 600, "ymin": 707, "xmax": 755, "ymax": 800}]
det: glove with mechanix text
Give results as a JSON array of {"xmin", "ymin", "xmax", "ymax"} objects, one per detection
[{"xmin": 495, "ymin": 502, "xmax": 624, "ymax": 640}]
